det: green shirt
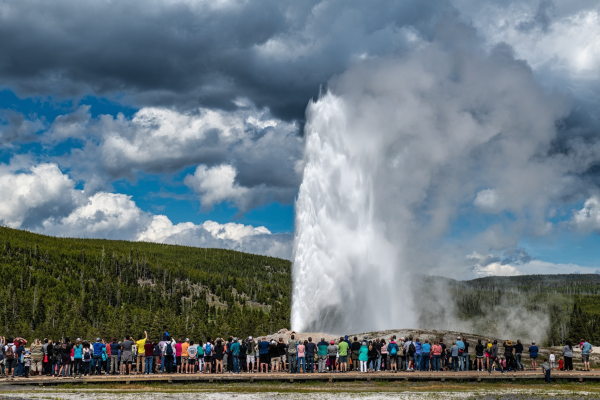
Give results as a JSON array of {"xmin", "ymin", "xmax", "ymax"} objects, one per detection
[{"xmin": 338, "ymin": 341, "xmax": 349, "ymax": 356}]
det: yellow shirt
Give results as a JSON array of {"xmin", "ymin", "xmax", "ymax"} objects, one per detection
[
  {"xmin": 137, "ymin": 339, "xmax": 147, "ymax": 355},
  {"xmin": 182, "ymin": 342, "xmax": 190, "ymax": 357}
]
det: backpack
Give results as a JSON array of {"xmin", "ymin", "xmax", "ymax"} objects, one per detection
[
  {"xmin": 198, "ymin": 346, "xmax": 204, "ymax": 356},
  {"xmin": 205, "ymin": 343, "xmax": 212, "ymax": 356},
  {"xmin": 409, "ymin": 342, "xmax": 416, "ymax": 355},
  {"xmin": 166, "ymin": 342, "xmax": 174, "ymax": 356},
  {"xmin": 83, "ymin": 348, "xmax": 91, "ymax": 361},
  {"xmin": 101, "ymin": 347, "xmax": 107, "ymax": 361},
  {"xmin": 390, "ymin": 345, "xmax": 397, "ymax": 356},
  {"xmin": 5, "ymin": 345, "xmax": 14, "ymax": 360}
]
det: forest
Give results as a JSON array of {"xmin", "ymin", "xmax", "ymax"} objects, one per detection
[
  {"xmin": 0, "ymin": 226, "xmax": 291, "ymax": 342},
  {"xmin": 2, "ymin": 226, "xmax": 599, "ymax": 346}
]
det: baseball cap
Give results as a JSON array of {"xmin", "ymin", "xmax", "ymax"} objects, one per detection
[
  {"xmin": 249, "ymin": 336, "xmax": 253, "ymax": 340},
  {"xmin": 330, "ymin": 340, "xmax": 334, "ymax": 344},
  {"xmin": 96, "ymin": 338, "xmax": 101, "ymax": 342},
  {"xmin": 234, "ymin": 337, "xmax": 238, "ymax": 341},
  {"xmin": 186, "ymin": 338, "xmax": 190, "ymax": 342}
]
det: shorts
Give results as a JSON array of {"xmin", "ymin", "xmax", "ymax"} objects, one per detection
[
  {"xmin": 246, "ymin": 355, "xmax": 255, "ymax": 364},
  {"xmin": 176, "ymin": 356, "xmax": 182, "ymax": 365},
  {"xmin": 477, "ymin": 355, "xmax": 484, "ymax": 359},
  {"xmin": 61, "ymin": 357, "xmax": 71, "ymax": 365},
  {"xmin": 339, "ymin": 356, "xmax": 348, "ymax": 363},
  {"xmin": 182, "ymin": 356, "xmax": 189, "ymax": 364},
  {"xmin": 280, "ymin": 354, "xmax": 287, "ymax": 364},
  {"xmin": 390, "ymin": 355, "xmax": 398, "ymax": 363},
  {"xmin": 204, "ymin": 356, "xmax": 212, "ymax": 363},
  {"xmin": 530, "ymin": 356, "xmax": 538, "ymax": 360},
  {"xmin": 122, "ymin": 353, "xmax": 133, "ymax": 364},
  {"xmin": 271, "ymin": 356, "xmax": 281, "ymax": 367},
  {"xmin": 259, "ymin": 354, "xmax": 269, "ymax": 364},
  {"xmin": 582, "ymin": 354, "xmax": 590, "ymax": 362}
]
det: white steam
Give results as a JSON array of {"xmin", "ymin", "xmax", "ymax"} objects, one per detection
[{"xmin": 292, "ymin": 42, "xmax": 567, "ymax": 334}]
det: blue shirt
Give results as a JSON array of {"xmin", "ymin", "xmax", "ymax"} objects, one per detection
[
  {"xmin": 231, "ymin": 342, "xmax": 240, "ymax": 355},
  {"xmin": 415, "ymin": 341, "xmax": 422, "ymax": 355},
  {"xmin": 421, "ymin": 343, "xmax": 431, "ymax": 353},
  {"xmin": 529, "ymin": 345, "xmax": 539, "ymax": 357},
  {"xmin": 74, "ymin": 344, "xmax": 83, "ymax": 359},
  {"xmin": 582, "ymin": 342, "xmax": 592, "ymax": 355},
  {"xmin": 258, "ymin": 341, "xmax": 270, "ymax": 355},
  {"xmin": 93, "ymin": 342, "xmax": 105, "ymax": 356}
]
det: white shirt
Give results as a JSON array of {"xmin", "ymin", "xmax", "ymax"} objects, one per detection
[{"xmin": 550, "ymin": 354, "xmax": 555, "ymax": 361}]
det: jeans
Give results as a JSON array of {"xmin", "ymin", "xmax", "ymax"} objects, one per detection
[
  {"xmin": 306, "ymin": 355, "xmax": 315, "ymax": 372},
  {"xmin": 515, "ymin": 354, "xmax": 523, "ymax": 371},
  {"xmin": 414, "ymin": 354, "xmax": 422, "ymax": 370},
  {"xmin": 53, "ymin": 359, "xmax": 61, "ymax": 375},
  {"xmin": 289, "ymin": 354, "xmax": 297, "ymax": 373},
  {"xmin": 545, "ymin": 369, "xmax": 551, "ymax": 383},
  {"xmin": 145, "ymin": 356, "xmax": 153, "ymax": 374},
  {"xmin": 16, "ymin": 362, "xmax": 23, "ymax": 376},
  {"xmin": 460, "ymin": 354, "xmax": 469, "ymax": 371},
  {"xmin": 421, "ymin": 353, "xmax": 430, "ymax": 371},
  {"xmin": 376, "ymin": 355, "xmax": 382, "ymax": 371},
  {"xmin": 161, "ymin": 356, "xmax": 165, "ymax": 372},
  {"xmin": 298, "ymin": 357, "xmax": 305, "ymax": 373},
  {"xmin": 93, "ymin": 355, "xmax": 102, "ymax": 374},
  {"xmin": 452, "ymin": 356, "xmax": 459, "ymax": 371},
  {"xmin": 432, "ymin": 355, "xmax": 441, "ymax": 371},
  {"xmin": 233, "ymin": 355, "xmax": 239, "ymax": 373}
]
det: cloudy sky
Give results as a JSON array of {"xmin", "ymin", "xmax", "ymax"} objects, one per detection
[{"xmin": 1, "ymin": 0, "xmax": 599, "ymax": 278}]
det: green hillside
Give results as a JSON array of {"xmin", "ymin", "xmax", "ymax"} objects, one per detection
[{"xmin": 0, "ymin": 226, "xmax": 291, "ymax": 341}]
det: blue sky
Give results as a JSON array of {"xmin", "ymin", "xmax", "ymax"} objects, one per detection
[{"xmin": 0, "ymin": 0, "xmax": 599, "ymax": 279}]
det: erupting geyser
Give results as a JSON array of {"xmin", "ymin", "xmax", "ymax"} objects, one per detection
[{"xmin": 291, "ymin": 44, "xmax": 566, "ymax": 334}]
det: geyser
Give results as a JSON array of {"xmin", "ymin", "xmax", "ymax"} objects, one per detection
[{"xmin": 291, "ymin": 43, "xmax": 566, "ymax": 334}]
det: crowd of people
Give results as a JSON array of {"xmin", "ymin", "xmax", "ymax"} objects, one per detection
[{"xmin": 0, "ymin": 332, "xmax": 594, "ymax": 380}]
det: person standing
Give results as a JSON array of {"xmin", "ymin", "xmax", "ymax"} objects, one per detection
[
  {"xmin": 514, "ymin": 340, "xmax": 524, "ymax": 371},
  {"xmin": 432, "ymin": 340, "xmax": 443, "ymax": 372},
  {"xmin": 359, "ymin": 341, "xmax": 369, "ymax": 373},
  {"xmin": 317, "ymin": 338, "xmax": 328, "ymax": 373},
  {"xmin": 287, "ymin": 333, "xmax": 298, "ymax": 374},
  {"xmin": 305, "ymin": 337, "xmax": 317, "ymax": 373},
  {"xmin": 463, "ymin": 338, "xmax": 470, "ymax": 371},
  {"xmin": 414, "ymin": 338, "xmax": 422, "ymax": 371},
  {"xmin": 421, "ymin": 339, "xmax": 431, "ymax": 372},
  {"xmin": 327, "ymin": 340, "xmax": 338, "ymax": 372},
  {"xmin": 144, "ymin": 339, "xmax": 154, "ymax": 375},
  {"xmin": 58, "ymin": 337, "xmax": 72, "ymax": 378},
  {"xmin": 246, "ymin": 337, "xmax": 256, "ymax": 373},
  {"xmin": 258, "ymin": 337, "xmax": 270, "ymax": 373},
  {"xmin": 92, "ymin": 338, "xmax": 105, "ymax": 375},
  {"xmin": 581, "ymin": 338, "xmax": 593, "ymax": 371},
  {"xmin": 135, "ymin": 332, "xmax": 148, "ymax": 375},
  {"xmin": 181, "ymin": 338, "xmax": 190, "ymax": 374},
  {"xmin": 297, "ymin": 340, "xmax": 306, "ymax": 373},
  {"xmin": 188, "ymin": 341, "xmax": 197, "ymax": 373},
  {"xmin": 109, "ymin": 338, "xmax": 120, "ymax": 375},
  {"xmin": 351, "ymin": 337, "xmax": 361, "ymax": 371},
  {"xmin": 450, "ymin": 342, "xmax": 459, "ymax": 371},
  {"xmin": 562, "ymin": 340, "xmax": 574, "ymax": 371},
  {"xmin": 30, "ymin": 339, "xmax": 44, "ymax": 376},
  {"xmin": 475, "ymin": 339, "xmax": 485, "ymax": 372},
  {"xmin": 121, "ymin": 336, "xmax": 134, "ymax": 375},
  {"xmin": 456, "ymin": 337, "xmax": 465, "ymax": 371},
  {"xmin": 529, "ymin": 341, "xmax": 539, "ymax": 371},
  {"xmin": 503, "ymin": 340, "xmax": 514, "ymax": 372},
  {"xmin": 231, "ymin": 338, "xmax": 240, "ymax": 374},
  {"xmin": 72, "ymin": 340, "xmax": 83, "ymax": 378},
  {"xmin": 338, "ymin": 337, "xmax": 349, "ymax": 373},
  {"xmin": 203, "ymin": 339, "xmax": 212, "ymax": 374},
  {"xmin": 4, "ymin": 338, "xmax": 17, "ymax": 380}
]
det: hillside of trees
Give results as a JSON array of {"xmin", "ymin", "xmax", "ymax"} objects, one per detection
[
  {"xmin": 2, "ymin": 226, "xmax": 599, "ymax": 346},
  {"xmin": 416, "ymin": 274, "xmax": 600, "ymax": 346},
  {"xmin": 0, "ymin": 227, "xmax": 291, "ymax": 341}
]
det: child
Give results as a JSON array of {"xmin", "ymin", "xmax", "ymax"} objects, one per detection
[
  {"xmin": 549, "ymin": 352, "xmax": 555, "ymax": 369},
  {"xmin": 541, "ymin": 358, "xmax": 551, "ymax": 383},
  {"xmin": 23, "ymin": 350, "xmax": 31, "ymax": 378},
  {"xmin": 558, "ymin": 358, "xmax": 564, "ymax": 371}
]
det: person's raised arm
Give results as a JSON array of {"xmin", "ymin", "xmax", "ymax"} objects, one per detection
[{"xmin": 144, "ymin": 331, "xmax": 148, "ymax": 340}]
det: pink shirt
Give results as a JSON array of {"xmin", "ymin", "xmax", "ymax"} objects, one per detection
[
  {"xmin": 175, "ymin": 343, "xmax": 182, "ymax": 357},
  {"xmin": 297, "ymin": 344, "xmax": 305, "ymax": 358}
]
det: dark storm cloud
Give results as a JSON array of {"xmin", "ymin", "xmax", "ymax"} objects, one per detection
[{"xmin": 0, "ymin": 0, "xmax": 447, "ymax": 120}]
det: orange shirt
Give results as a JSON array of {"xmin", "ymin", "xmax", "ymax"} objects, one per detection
[{"xmin": 182, "ymin": 342, "xmax": 190, "ymax": 357}]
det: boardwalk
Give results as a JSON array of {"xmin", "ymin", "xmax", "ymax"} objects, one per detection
[{"xmin": 2, "ymin": 370, "xmax": 599, "ymax": 386}]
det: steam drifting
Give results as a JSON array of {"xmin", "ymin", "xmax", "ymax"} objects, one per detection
[{"xmin": 291, "ymin": 41, "xmax": 569, "ymax": 333}]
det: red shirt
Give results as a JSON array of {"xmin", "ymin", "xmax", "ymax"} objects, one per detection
[{"xmin": 144, "ymin": 343, "xmax": 154, "ymax": 356}]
